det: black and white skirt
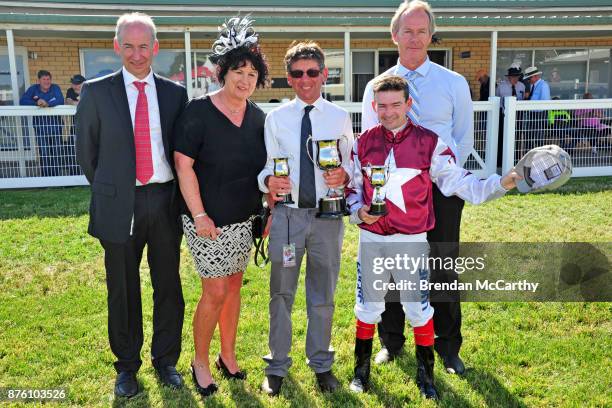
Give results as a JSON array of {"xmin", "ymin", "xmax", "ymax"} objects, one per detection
[{"xmin": 182, "ymin": 215, "xmax": 253, "ymax": 278}]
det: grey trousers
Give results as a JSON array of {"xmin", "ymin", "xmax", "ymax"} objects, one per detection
[{"xmin": 263, "ymin": 205, "xmax": 344, "ymax": 377}]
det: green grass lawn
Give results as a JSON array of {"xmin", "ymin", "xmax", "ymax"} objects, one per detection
[{"xmin": 0, "ymin": 177, "xmax": 611, "ymax": 407}]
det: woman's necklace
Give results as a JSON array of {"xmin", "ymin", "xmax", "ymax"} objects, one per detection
[{"xmin": 221, "ymin": 93, "xmax": 245, "ymax": 115}]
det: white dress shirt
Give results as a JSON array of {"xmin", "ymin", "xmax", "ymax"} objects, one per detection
[
  {"xmin": 122, "ymin": 67, "xmax": 173, "ymax": 185},
  {"xmin": 361, "ymin": 58, "xmax": 474, "ymax": 166},
  {"xmin": 496, "ymin": 79, "xmax": 526, "ymax": 100},
  {"xmin": 257, "ymin": 96, "xmax": 354, "ymax": 208}
]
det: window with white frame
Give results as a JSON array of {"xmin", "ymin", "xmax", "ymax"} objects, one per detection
[
  {"xmin": 352, "ymin": 51, "xmax": 375, "ymax": 103},
  {"xmin": 587, "ymin": 49, "xmax": 611, "ymax": 99},
  {"xmin": 80, "ymin": 49, "xmax": 186, "ymax": 85},
  {"xmin": 350, "ymin": 49, "xmax": 451, "ymax": 102},
  {"xmin": 323, "ymin": 50, "xmax": 345, "ymax": 102},
  {"xmin": 1, "ymin": 46, "xmax": 30, "ymax": 151},
  {"xmin": 0, "ymin": 46, "xmax": 29, "ymax": 105},
  {"xmin": 497, "ymin": 48, "xmax": 611, "ymax": 99},
  {"xmin": 80, "ymin": 49, "xmax": 223, "ymax": 98}
]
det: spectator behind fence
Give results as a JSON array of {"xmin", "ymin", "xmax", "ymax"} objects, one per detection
[
  {"xmin": 574, "ymin": 92, "xmax": 612, "ymax": 155},
  {"xmin": 523, "ymin": 66, "xmax": 551, "ymax": 152},
  {"xmin": 524, "ymin": 66, "xmax": 551, "ymax": 101},
  {"xmin": 20, "ymin": 70, "xmax": 64, "ymax": 177},
  {"xmin": 547, "ymin": 96, "xmax": 572, "ymax": 148},
  {"xmin": 475, "ymin": 68, "xmax": 489, "ymax": 101},
  {"xmin": 496, "ymin": 65, "xmax": 525, "ymax": 101},
  {"xmin": 495, "ymin": 65, "xmax": 526, "ymax": 166},
  {"xmin": 63, "ymin": 74, "xmax": 86, "ymax": 175},
  {"xmin": 65, "ymin": 74, "xmax": 86, "ymax": 105}
]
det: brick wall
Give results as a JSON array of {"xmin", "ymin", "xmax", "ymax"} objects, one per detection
[{"xmin": 2, "ymin": 35, "xmax": 611, "ymax": 102}]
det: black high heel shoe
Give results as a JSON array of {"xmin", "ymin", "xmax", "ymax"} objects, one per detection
[
  {"xmin": 191, "ymin": 363, "xmax": 218, "ymax": 396},
  {"xmin": 215, "ymin": 354, "xmax": 247, "ymax": 380}
]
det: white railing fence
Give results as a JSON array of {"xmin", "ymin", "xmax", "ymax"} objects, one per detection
[
  {"xmin": 470, "ymin": 97, "xmax": 500, "ymax": 177},
  {"xmin": 1, "ymin": 97, "xmax": 610, "ymax": 189},
  {"xmin": 0, "ymin": 105, "xmax": 86, "ymax": 188},
  {"xmin": 502, "ymin": 97, "xmax": 612, "ymax": 177}
]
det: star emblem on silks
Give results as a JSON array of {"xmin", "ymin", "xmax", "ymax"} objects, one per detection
[{"xmin": 378, "ymin": 149, "xmax": 421, "ymax": 213}]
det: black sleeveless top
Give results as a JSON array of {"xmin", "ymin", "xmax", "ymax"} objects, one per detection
[{"xmin": 174, "ymin": 96, "xmax": 266, "ymax": 227}]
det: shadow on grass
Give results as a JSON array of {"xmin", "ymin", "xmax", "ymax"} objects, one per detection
[
  {"xmin": 227, "ymin": 378, "xmax": 266, "ymax": 408},
  {"xmin": 368, "ymin": 375, "xmax": 417, "ymax": 407},
  {"xmin": 284, "ymin": 374, "xmax": 319, "ymax": 408},
  {"xmin": 320, "ymin": 380, "xmax": 365, "ymax": 408},
  {"xmin": 464, "ymin": 367, "xmax": 528, "ymax": 408},
  {"xmin": 157, "ymin": 378, "xmax": 200, "ymax": 408},
  {"xmin": 393, "ymin": 353, "xmax": 474, "ymax": 407},
  {"xmin": 394, "ymin": 353, "xmax": 529, "ymax": 407}
]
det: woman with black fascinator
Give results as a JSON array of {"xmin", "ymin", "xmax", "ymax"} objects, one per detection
[{"xmin": 174, "ymin": 15, "xmax": 269, "ymax": 396}]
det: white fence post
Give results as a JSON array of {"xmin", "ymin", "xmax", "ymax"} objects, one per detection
[
  {"xmin": 502, "ymin": 96, "xmax": 517, "ymax": 174},
  {"xmin": 184, "ymin": 30, "xmax": 193, "ymax": 100},
  {"xmin": 344, "ymin": 31, "xmax": 351, "ymax": 102},
  {"xmin": 6, "ymin": 29, "xmax": 28, "ymax": 177},
  {"xmin": 486, "ymin": 96, "xmax": 500, "ymax": 175}
]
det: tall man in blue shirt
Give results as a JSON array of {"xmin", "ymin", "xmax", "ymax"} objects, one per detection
[
  {"xmin": 361, "ymin": 0, "xmax": 472, "ymax": 375},
  {"xmin": 20, "ymin": 70, "xmax": 65, "ymax": 177},
  {"xmin": 523, "ymin": 66, "xmax": 551, "ymax": 151}
]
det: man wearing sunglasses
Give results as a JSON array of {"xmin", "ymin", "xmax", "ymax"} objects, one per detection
[
  {"xmin": 361, "ymin": 0, "xmax": 474, "ymax": 376},
  {"xmin": 257, "ymin": 41, "xmax": 354, "ymax": 396}
]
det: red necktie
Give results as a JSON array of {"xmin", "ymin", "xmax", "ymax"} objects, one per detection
[{"xmin": 133, "ymin": 81, "xmax": 153, "ymax": 184}]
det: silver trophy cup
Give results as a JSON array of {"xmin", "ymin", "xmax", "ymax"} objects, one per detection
[{"xmin": 306, "ymin": 136, "xmax": 349, "ymax": 219}]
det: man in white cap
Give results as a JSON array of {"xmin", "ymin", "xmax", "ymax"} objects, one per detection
[
  {"xmin": 523, "ymin": 66, "xmax": 551, "ymax": 151},
  {"xmin": 524, "ymin": 66, "xmax": 550, "ymax": 101}
]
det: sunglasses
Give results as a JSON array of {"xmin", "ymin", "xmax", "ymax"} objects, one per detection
[{"xmin": 288, "ymin": 69, "xmax": 321, "ymax": 79}]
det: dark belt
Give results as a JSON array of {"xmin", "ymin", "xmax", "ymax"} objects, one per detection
[{"xmin": 135, "ymin": 180, "xmax": 175, "ymax": 193}]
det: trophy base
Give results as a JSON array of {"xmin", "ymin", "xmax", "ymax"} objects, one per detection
[
  {"xmin": 316, "ymin": 196, "xmax": 347, "ymax": 219},
  {"xmin": 278, "ymin": 193, "xmax": 294, "ymax": 205},
  {"xmin": 368, "ymin": 202, "xmax": 387, "ymax": 216}
]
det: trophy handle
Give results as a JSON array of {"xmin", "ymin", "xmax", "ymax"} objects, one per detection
[
  {"xmin": 337, "ymin": 134, "xmax": 349, "ymax": 165},
  {"xmin": 364, "ymin": 162, "xmax": 372, "ymax": 179},
  {"xmin": 305, "ymin": 135, "xmax": 315, "ymax": 164}
]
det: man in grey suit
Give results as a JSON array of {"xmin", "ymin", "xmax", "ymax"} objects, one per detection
[
  {"xmin": 76, "ymin": 12, "xmax": 187, "ymax": 398},
  {"xmin": 258, "ymin": 42, "xmax": 354, "ymax": 396}
]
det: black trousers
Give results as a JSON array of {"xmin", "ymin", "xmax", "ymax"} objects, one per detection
[
  {"xmin": 378, "ymin": 184, "xmax": 465, "ymax": 358},
  {"xmin": 100, "ymin": 182, "xmax": 184, "ymax": 373}
]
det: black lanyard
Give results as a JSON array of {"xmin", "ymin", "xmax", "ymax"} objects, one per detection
[{"xmin": 287, "ymin": 213, "xmax": 291, "ymax": 245}]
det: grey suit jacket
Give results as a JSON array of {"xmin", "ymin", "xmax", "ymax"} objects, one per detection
[{"xmin": 76, "ymin": 69, "xmax": 188, "ymax": 243}]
